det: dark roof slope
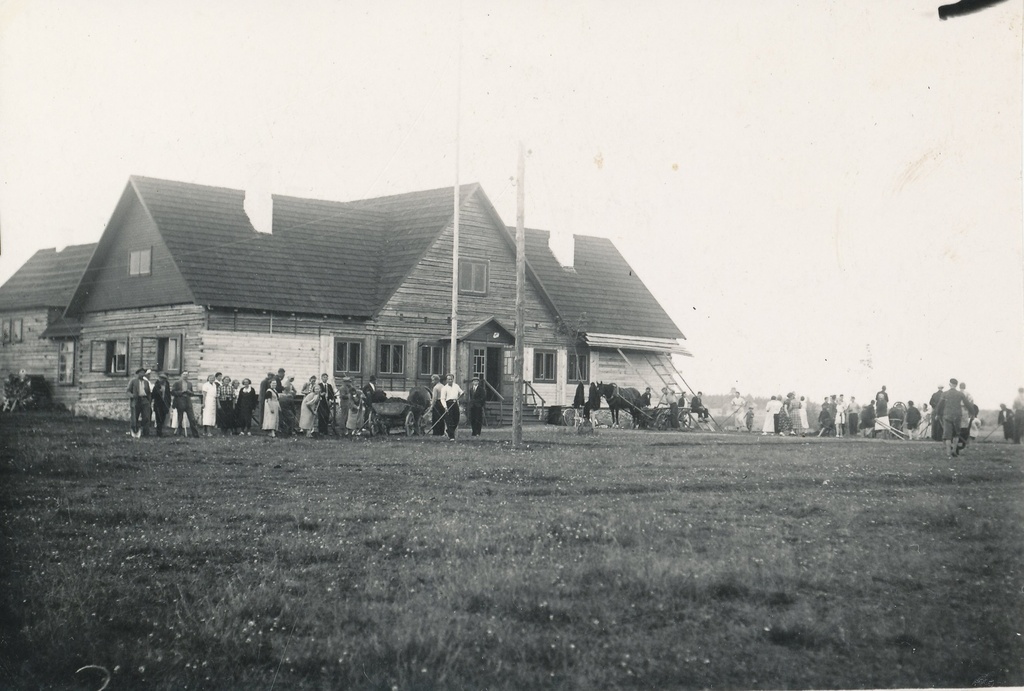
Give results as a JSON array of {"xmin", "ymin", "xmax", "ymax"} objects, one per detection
[
  {"xmin": 276, "ymin": 184, "xmax": 476, "ymax": 312},
  {"xmin": 520, "ymin": 228, "xmax": 684, "ymax": 340},
  {"xmin": 128, "ymin": 177, "xmax": 478, "ymax": 318},
  {"xmin": 65, "ymin": 176, "xmax": 681, "ymax": 341},
  {"xmin": 0, "ymin": 243, "xmax": 96, "ymax": 311}
]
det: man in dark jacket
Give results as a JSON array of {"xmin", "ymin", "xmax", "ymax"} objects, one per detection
[
  {"xmin": 152, "ymin": 373, "xmax": 172, "ymax": 437},
  {"xmin": 171, "ymin": 371, "xmax": 200, "ymax": 437},
  {"xmin": 928, "ymin": 385, "xmax": 944, "ymax": 441},
  {"xmin": 904, "ymin": 401, "xmax": 922, "ymax": 435},
  {"xmin": 126, "ymin": 368, "xmax": 153, "ymax": 438},
  {"xmin": 467, "ymin": 376, "xmax": 488, "ymax": 436}
]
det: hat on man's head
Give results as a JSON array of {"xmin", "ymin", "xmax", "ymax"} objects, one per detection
[
  {"xmin": 341, "ymin": 376, "xmax": 352, "ymax": 382},
  {"xmin": 471, "ymin": 375, "xmax": 479, "ymax": 381},
  {"xmin": 135, "ymin": 368, "xmax": 146, "ymax": 375}
]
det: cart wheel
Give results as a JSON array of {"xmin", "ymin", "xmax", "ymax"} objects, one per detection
[
  {"xmin": 404, "ymin": 410, "xmax": 417, "ymax": 436},
  {"xmin": 654, "ymin": 412, "xmax": 669, "ymax": 431}
]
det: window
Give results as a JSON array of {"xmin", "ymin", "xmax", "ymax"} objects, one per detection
[
  {"xmin": 1, "ymin": 318, "xmax": 22, "ymax": 344},
  {"xmin": 90, "ymin": 339, "xmax": 128, "ymax": 375},
  {"xmin": 533, "ymin": 350, "xmax": 556, "ymax": 382},
  {"xmin": 378, "ymin": 343, "xmax": 405, "ymax": 375},
  {"xmin": 459, "ymin": 259, "xmax": 488, "ymax": 295},
  {"xmin": 419, "ymin": 344, "xmax": 446, "ymax": 377},
  {"xmin": 129, "ymin": 248, "xmax": 152, "ymax": 276},
  {"xmin": 57, "ymin": 340, "xmax": 76, "ymax": 385},
  {"xmin": 334, "ymin": 339, "xmax": 362, "ymax": 374},
  {"xmin": 567, "ymin": 350, "xmax": 589, "ymax": 382},
  {"xmin": 142, "ymin": 335, "xmax": 182, "ymax": 374},
  {"xmin": 471, "ymin": 347, "xmax": 486, "ymax": 380}
]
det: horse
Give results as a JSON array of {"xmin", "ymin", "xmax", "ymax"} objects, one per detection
[
  {"xmin": 597, "ymin": 382, "xmax": 644, "ymax": 428},
  {"xmin": 406, "ymin": 386, "xmax": 433, "ymax": 434}
]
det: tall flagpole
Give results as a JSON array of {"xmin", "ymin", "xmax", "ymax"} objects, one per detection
[
  {"xmin": 449, "ymin": 0, "xmax": 463, "ymax": 378},
  {"xmin": 513, "ymin": 142, "xmax": 525, "ymax": 448}
]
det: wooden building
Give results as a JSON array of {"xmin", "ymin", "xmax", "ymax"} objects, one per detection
[
  {"xmin": 4, "ymin": 175, "xmax": 690, "ymax": 419},
  {"xmin": 0, "ymin": 243, "xmax": 96, "ymax": 408}
]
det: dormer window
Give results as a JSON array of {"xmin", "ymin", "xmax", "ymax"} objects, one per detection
[{"xmin": 129, "ymin": 248, "xmax": 152, "ymax": 276}]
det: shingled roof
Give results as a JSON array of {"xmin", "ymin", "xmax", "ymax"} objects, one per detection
[
  {"xmin": 0, "ymin": 243, "xmax": 96, "ymax": 311},
  {"xmin": 64, "ymin": 176, "xmax": 683, "ymax": 344},
  {"xmin": 115, "ymin": 177, "xmax": 480, "ymax": 318},
  {"xmin": 519, "ymin": 228, "xmax": 684, "ymax": 341}
]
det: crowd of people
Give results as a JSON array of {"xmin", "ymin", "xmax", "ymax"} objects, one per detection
[
  {"xmin": 717, "ymin": 381, "xmax": 1024, "ymax": 457},
  {"xmin": 124, "ymin": 367, "xmax": 489, "ymax": 442},
  {"xmin": 66, "ymin": 367, "xmax": 1024, "ymax": 451}
]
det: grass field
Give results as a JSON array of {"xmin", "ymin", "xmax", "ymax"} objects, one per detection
[{"xmin": 1, "ymin": 412, "xmax": 1022, "ymax": 690}]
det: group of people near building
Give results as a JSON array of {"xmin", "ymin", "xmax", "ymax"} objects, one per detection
[{"xmin": 125, "ymin": 367, "xmax": 488, "ymax": 441}]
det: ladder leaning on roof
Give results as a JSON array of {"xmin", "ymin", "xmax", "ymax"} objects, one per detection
[{"xmin": 615, "ymin": 348, "xmax": 721, "ymax": 431}]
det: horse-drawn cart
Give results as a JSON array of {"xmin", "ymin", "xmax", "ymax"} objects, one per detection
[{"xmin": 367, "ymin": 398, "xmax": 429, "ymax": 436}]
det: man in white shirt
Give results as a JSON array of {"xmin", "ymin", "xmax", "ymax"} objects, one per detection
[
  {"xmin": 440, "ymin": 374, "xmax": 465, "ymax": 440},
  {"xmin": 834, "ymin": 394, "xmax": 848, "ymax": 438},
  {"xmin": 660, "ymin": 387, "xmax": 679, "ymax": 428},
  {"xmin": 730, "ymin": 391, "xmax": 746, "ymax": 431},
  {"xmin": 429, "ymin": 374, "xmax": 445, "ymax": 436}
]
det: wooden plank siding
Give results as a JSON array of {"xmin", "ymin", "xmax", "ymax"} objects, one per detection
[
  {"xmin": 0, "ymin": 308, "xmax": 79, "ymax": 408},
  {"xmin": 74, "ymin": 304, "xmax": 206, "ymax": 419},
  {"xmin": 75, "ymin": 192, "xmax": 194, "ymax": 313},
  {"xmin": 377, "ymin": 194, "xmax": 573, "ymax": 396},
  {"xmin": 592, "ymin": 349, "xmax": 678, "ymax": 394}
]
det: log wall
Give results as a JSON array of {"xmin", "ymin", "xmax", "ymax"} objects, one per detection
[
  {"xmin": 0, "ymin": 308, "xmax": 79, "ymax": 408},
  {"xmin": 75, "ymin": 304, "xmax": 206, "ymax": 419}
]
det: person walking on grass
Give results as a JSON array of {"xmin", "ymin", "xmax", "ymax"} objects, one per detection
[
  {"xmin": 429, "ymin": 374, "xmax": 445, "ymax": 436},
  {"xmin": 763, "ymin": 396, "xmax": 782, "ymax": 435},
  {"xmin": 440, "ymin": 373, "xmax": 465, "ymax": 441},
  {"xmin": 929, "ymin": 384, "xmax": 945, "ymax": 441},
  {"xmin": 938, "ymin": 378, "xmax": 969, "ymax": 458},
  {"xmin": 730, "ymin": 390, "xmax": 746, "ymax": 431},
  {"xmin": 998, "ymin": 403, "xmax": 1015, "ymax": 441}
]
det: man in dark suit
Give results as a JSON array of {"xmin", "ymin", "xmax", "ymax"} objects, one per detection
[
  {"xmin": 467, "ymin": 376, "xmax": 488, "ymax": 436},
  {"xmin": 928, "ymin": 385, "xmax": 945, "ymax": 441},
  {"xmin": 126, "ymin": 368, "xmax": 153, "ymax": 438},
  {"xmin": 152, "ymin": 373, "xmax": 172, "ymax": 437},
  {"xmin": 319, "ymin": 373, "xmax": 337, "ymax": 435}
]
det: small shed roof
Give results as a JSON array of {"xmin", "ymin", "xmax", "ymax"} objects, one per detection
[{"xmin": 0, "ymin": 243, "xmax": 96, "ymax": 311}]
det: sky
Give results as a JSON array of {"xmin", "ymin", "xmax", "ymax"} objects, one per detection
[{"xmin": 1, "ymin": 1, "xmax": 1021, "ymax": 409}]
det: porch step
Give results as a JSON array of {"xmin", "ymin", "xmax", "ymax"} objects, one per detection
[{"xmin": 482, "ymin": 401, "xmax": 546, "ymax": 427}]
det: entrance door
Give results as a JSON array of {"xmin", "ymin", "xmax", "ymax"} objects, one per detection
[
  {"xmin": 485, "ymin": 346, "xmax": 503, "ymax": 401},
  {"xmin": 470, "ymin": 345, "xmax": 505, "ymax": 401}
]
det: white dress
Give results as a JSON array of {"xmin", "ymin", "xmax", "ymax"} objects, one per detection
[
  {"xmin": 201, "ymin": 381, "xmax": 218, "ymax": 426},
  {"xmin": 262, "ymin": 391, "xmax": 280, "ymax": 431},
  {"xmin": 763, "ymin": 400, "xmax": 783, "ymax": 433}
]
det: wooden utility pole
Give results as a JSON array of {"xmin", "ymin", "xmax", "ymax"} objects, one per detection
[
  {"xmin": 512, "ymin": 142, "xmax": 526, "ymax": 448},
  {"xmin": 449, "ymin": 0, "xmax": 463, "ymax": 378}
]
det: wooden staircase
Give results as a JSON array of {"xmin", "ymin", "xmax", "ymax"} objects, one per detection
[{"xmin": 482, "ymin": 381, "xmax": 547, "ymax": 427}]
